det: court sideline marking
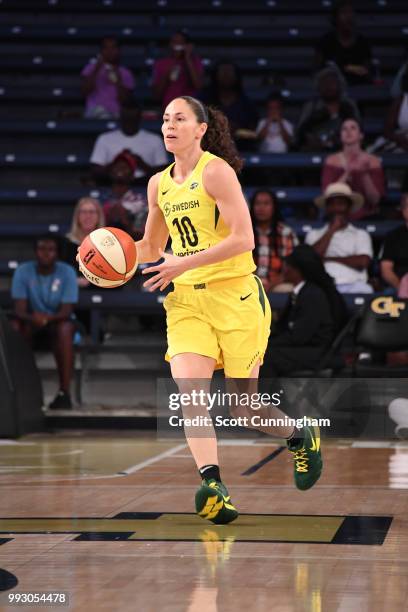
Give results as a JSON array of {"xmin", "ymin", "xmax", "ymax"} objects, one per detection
[
  {"xmin": 241, "ymin": 446, "xmax": 286, "ymax": 476},
  {"xmin": 0, "ymin": 443, "xmax": 187, "ymax": 483},
  {"xmin": 118, "ymin": 443, "xmax": 187, "ymax": 475}
]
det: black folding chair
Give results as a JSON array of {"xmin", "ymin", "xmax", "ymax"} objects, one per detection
[
  {"xmin": 289, "ymin": 310, "xmax": 362, "ymax": 378},
  {"xmin": 354, "ymin": 297, "xmax": 408, "ymax": 378}
]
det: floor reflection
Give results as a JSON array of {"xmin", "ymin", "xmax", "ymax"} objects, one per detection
[{"xmin": 389, "ymin": 447, "xmax": 408, "ymax": 488}]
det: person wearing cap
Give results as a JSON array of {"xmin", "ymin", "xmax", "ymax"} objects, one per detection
[
  {"xmin": 262, "ymin": 244, "xmax": 348, "ymax": 377},
  {"xmin": 305, "ymin": 182, "xmax": 373, "ymax": 293},
  {"xmin": 101, "ymin": 151, "xmax": 148, "ymax": 240},
  {"xmin": 90, "ymin": 99, "xmax": 168, "ymax": 184}
]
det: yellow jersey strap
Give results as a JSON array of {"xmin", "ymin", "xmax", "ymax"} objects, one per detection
[
  {"xmin": 158, "ymin": 151, "xmax": 219, "ymax": 196},
  {"xmin": 193, "ymin": 150, "xmax": 218, "ymax": 178}
]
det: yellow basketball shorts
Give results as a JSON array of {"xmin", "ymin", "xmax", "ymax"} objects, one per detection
[{"xmin": 163, "ymin": 274, "xmax": 272, "ymax": 378}]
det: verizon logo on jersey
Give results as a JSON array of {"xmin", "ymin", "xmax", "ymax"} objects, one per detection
[{"xmin": 174, "ymin": 247, "xmax": 205, "ymax": 256}]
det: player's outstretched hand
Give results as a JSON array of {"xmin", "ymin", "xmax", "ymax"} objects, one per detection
[{"xmin": 142, "ymin": 248, "xmax": 188, "ymax": 292}]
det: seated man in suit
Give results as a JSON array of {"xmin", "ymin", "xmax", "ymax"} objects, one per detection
[{"xmin": 262, "ymin": 244, "xmax": 348, "ymax": 377}]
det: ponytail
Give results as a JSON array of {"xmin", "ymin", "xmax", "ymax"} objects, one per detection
[
  {"xmin": 202, "ymin": 106, "xmax": 243, "ymax": 174},
  {"xmin": 178, "ymin": 96, "xmax": 243, "ymax": 174}
]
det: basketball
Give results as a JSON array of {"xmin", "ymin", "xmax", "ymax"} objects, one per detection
[{"xmin": 78, "ymin": 227, "xmax": 138, "ymax": 288}]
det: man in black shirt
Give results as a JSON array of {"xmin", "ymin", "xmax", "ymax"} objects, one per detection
[
  {"xmin": 380, "ymin": 194, "xmax": 408, "ymax": 292},
  {"xmin": 315, "ymin": 0, "xmax": 372, "ymax": 85}
]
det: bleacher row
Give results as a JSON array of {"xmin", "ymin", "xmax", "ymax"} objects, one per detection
[
  {"xmin": 0, "ymin": 186, "xmax": 402, "ymax": 205},
  {"xmin": 0, "ymin": 287, "xmax": 378, "ymax": 346},
  {"xmin": 0, "ymin": 85, "xmax": 396, "ymax": 108},
  {"xmin": 2, "ymin": 152, "xmax": 408, "ymax": 169},
  {"xmin": 2, "ymin": 0, "xmax": 408, "ymax": 12},
  {"xmin": 2, "ymin": 24, "xmax": 408, "ymax": 42},
  {"xmin": 0, "ymin": 117, "xmax": 387, "ymax": 135},
  {"xmin": 0, "ymin": 215, "xmax": 400, "ymax": 254},
  {"xmin": 0, "ymin": 56, "xmax": 401, "ymax": 76}
]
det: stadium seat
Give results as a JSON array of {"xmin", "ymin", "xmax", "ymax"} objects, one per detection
[
  {"xmin": 2, "ymin": 152, "xmax": 408, "ymax": 169},
  {"xmin": 0, "ymin": 84, "xmax": 393, "ymax": 107},
  {"xmin": 0, "ymin": 117, "xmax": 386, "ymax": 138},
  {"xmin": 354, "ymin": 296, "xmax": 408, "ymax": 377}
]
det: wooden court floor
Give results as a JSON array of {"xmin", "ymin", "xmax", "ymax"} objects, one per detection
[{"xmin": 0, "ymin": 434, "xmax": 407, "ymax": 612}]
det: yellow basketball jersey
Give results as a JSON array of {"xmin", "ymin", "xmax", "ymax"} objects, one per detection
[{"xmin": 157, "ymin": 151, "xmax": 255, "ymax": 284}]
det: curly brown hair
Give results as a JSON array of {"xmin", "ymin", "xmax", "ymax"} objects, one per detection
[{"xmin": 178, "ymin": 96, "xmax": 243, "ymax": 174}]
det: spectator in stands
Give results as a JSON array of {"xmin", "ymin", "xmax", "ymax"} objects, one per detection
[
  {"xmin": 90, "ymin": 100, "xmax": 168, "ymax": 184},
  {"xmin": 391, "ymin": 59, "xmax": 408, "ymax": 99},
  {"xmin": 305, "ymin": 182, "xmax": 373, "ymax": 293},
  {"xmin": 101, "ymin": 151, "xmax": 147, "ymax": 240},
  {"xmin": 380, "ymin": 193, "xmax": 408, "ymax": 296},
  {"xmin": 296, "ymin": 67, "xmax": 360, "ymax": 152},
  {"xmin": 60, "ymin": 197, "xmax": 105, "ymax": 287},
  {"xmin": 250, "ymin": 189, "xmax": 298, "ymax": 292},
  {"xmin": 384, "ymin": 68, "xmax": 408, "ymax": 152},
  {"xmin": 322, "ymin": 118, "xmax": 385, "ymax": 219},
  {"xmin": 201, "ymin": 61, "xmax": 258, "ymax": 140},
  {"xmin": 315, "ymin": 0, "xmax": 372, "ymax": 85},
  {"xmin": 256, "ymin": 93, "xmax": 294, "ymax": 153},
  {"xmin": 152, "ymin": 31, "xmax": 204, "ymax": 109},
  {"xmin": 262, "ymin": 245, "xmax": 348, "ymax": 377},
  {"xmin": 11, "ymin": 235, "xmax": 78, "ymax": 410},
  {"xmin": 81, "ymin": 36, "xmax": 135, "ymax": 119}
]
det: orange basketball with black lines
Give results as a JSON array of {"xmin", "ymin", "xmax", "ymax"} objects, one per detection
[{"xmin": 78, "ymin": 227, "xmax": 137, "ymax": 288}]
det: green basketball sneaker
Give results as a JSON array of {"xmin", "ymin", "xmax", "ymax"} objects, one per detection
[
  {"xmin": 195, "ymin": 479, "xmax": 239, "ymax": 525},
  {"xmin": 287, "ymin": 423, "xmax": 323, "ymax": 490}
]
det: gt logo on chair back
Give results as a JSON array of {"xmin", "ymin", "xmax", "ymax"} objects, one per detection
[{"xmin": 371, "ymin": 297, "xmax": 406, "ymax": 318}]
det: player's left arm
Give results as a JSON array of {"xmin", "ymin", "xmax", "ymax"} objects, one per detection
[{"xmin": 142, "ymin": 159, "xmax": 254, "ymax": 291}]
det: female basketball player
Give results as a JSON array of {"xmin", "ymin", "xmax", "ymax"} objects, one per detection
[{"xmin": 136, "ymin": 96, "xmax": 322, "ymax": 524}]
